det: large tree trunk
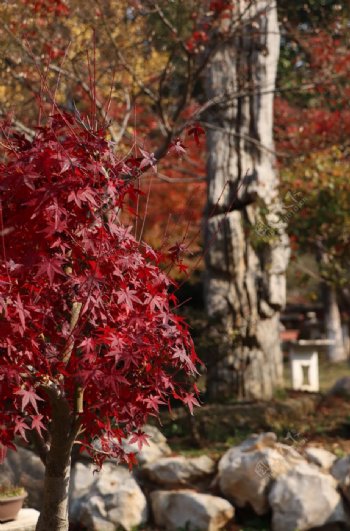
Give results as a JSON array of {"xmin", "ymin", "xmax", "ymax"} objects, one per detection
[
  {"xmin": 36, "ymin": 393, "xmax": 76, "ymax": 531},
  {"xmin": 324, "ymin": 284, "xmax": 346, "ymax": 362},
  {"xmin": 204, "ymin": 0, "xmax": 289, "ymax": 400}
]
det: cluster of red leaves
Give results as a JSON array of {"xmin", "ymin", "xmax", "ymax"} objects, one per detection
[
  {"xmin": 186, "ymin": 30, "xmax": 209, "ymax": 53},
  {"xmin": 183, "ymin": 1, "xmax": 234, "ymax": 53},
  {"xmin": 275, "ymin": 97, "xmax": 350, "ymax": 156},
  {"xmin": 0, "ymin": 112, "xmax": 200, "ymax": 466},
  {"xmin": 275, "ymin": 20, "xmax": 350, "ymax": 157},
  {"xmin": 23, "ymin": 0, "xmax": 69, "ymax": 16},
  {"xmin": 136, "ymin": 134, "xmax": 206, "ymax": 273}
]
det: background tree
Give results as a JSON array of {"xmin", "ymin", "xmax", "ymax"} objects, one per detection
[
  {"xmin": 281, "ymin": 148, "xmax": 350, "ymax": 361},
  {"xmin": 204, "ymin": 0, "xmax": 289, "ymax": 400}
]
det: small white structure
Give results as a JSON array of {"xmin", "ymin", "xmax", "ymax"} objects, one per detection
[{"xmin": 289, "ymin": 340, "xmax": 334, "ymax": 392}]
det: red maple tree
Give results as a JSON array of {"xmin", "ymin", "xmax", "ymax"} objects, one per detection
[{"xmin": 0, "ymin": 110, "xmax": 200, "ymax": 530}]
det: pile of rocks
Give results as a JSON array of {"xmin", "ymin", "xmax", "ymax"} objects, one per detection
[
  {"xmin": 217, "ymin": 432, "xmax": 348, "ymax": 531},
  {"xmin": 2, "ymin": 426, "xmax": 350, "ymax": 531}
]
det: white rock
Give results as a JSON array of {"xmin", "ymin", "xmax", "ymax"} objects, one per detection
[
  {"xmin": 143, "ymin": 425, "xmax": 171, "ymax": 448},
  {"xmin": 124, "ymin": 425, "xmax": 171, "ymax": 466},
  {"xmin": 70, "ymin": 462, "xmax": 96, "ymax": 498},
  {"xmin": 151, "ymin": 489, "xmax": 234, "ymax": 531},
  {"xmin": 217, "ymin": 432, "xmax": 304, "ymax": 514},
  {"xmin": 95, "ymin": 464, "xmax": 131, "ymax": 496},
  {"xmin": 0, "ymin": 508, "xmax": 39, "ymax": 531},
  {"xmin": 69, "ymin": 462, "xmax": 97, "ymax": 521},
  {"xmin": 269, "ymin": 461, "xmax": 348, "ymax": 531},
  {"xmin": 305, "ymin": 447, "xmax": 337, "ymax": 470},
  {"xmin": 143, "ymin": 455, "xmax": 216, "ymax": 487},
  {"xmin": 103, "ymin": 467, "xmax": 148, "ymax": 529},
  {"xmin": 70, "ymin": 462, "xmax": 148, "ymax": 531}
]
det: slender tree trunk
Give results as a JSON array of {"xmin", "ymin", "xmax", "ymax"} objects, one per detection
[
  {"xmin": 36, "ymin": 391, "xmax": 76, "ymax": 531},
  {"xmin": 204, "ymin": 0, "xmax": 289, "ymax": 400},
  {"xmin": 36, "ymin": 455, "xmax": 72, "ymax": 531},
  {"xmin": 324, "ymin": 284, "xmax": 346, "ymax": 362}
]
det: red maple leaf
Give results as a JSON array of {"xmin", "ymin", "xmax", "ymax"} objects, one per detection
[
  {"xmin": 187, "ymin": 123, "xmax": 205, "ymax": 145},
  {"xmin": 37, "ymin": 256, "xmax": 66, "ymax": 285},
  {"xmin": 116, "ymin": 287, "xmax": 142, "ymax": 312},
  {"xmin": 182, "ymin": 393, "xmax": 200, "ymax": 415},
  {"xmin": 14, "ymin": 417, "xmax": 30, "ymax": 441},
  {"xmin": 15, "ymin": 388, "xmax": 44, "ymax": 414},
  {"xmin": 31, "ymin": 414, "xmax": 46, "ymax": 437},
  {"xmin": 129, "ymin": 430, "xmax": 150, "ymax": 451}
]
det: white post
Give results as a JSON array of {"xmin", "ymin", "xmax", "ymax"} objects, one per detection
[{"xmin": 290, "ymin": 342, "xmax": 320, "ymax": 392}]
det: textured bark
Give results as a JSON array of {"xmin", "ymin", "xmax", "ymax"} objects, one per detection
[
  {"xmin": 36, "ymin": 463, "xmax": 71, "ymax": 531},
  {"xmin": 324, "ymin": 284, "xmax": 346, "ymax": 362},
  {"xmin": 204, "ymin": 1, "xmax": 289, "ymax": 400},
  {"xmin": 36, "ymin": 393, "xmax": 76, "ymax": 531}
]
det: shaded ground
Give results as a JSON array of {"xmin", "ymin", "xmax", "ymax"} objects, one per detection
[
  {"xmin": 160, "ymin": 354, "xmax": 350, "ymax": 453},
  {"xmin": 162, "ymin": 390, "xmax": 350, "ymax": 459}
]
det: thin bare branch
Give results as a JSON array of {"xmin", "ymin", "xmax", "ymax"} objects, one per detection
[{"xmin": 154, "ymin": 172, "xmax": 205, "ymax": 183}]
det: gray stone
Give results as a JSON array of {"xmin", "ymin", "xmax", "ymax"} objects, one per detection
[
  {"xmin": 217, "ymin": 432, "xmax": 304, "ymax": 514},
  {"xmin": 269, "ymin": 462, "xmax": 348, "ymax": 531},
  {"xmin": 0, "ymin": 508, "xmax": 39, "ymax": 531},
  {"xmin": 0, "ymin": 448, "xmax": 44, "ymax": 510},
  {"xmin": 329, "ymin": 377, "xmax": 350, "ymax": 397},
  {"xmin": 331, "ymin": 455, "xmax": 350, "ymax": 503},
  {"xmin": 79, "ymin": 496, "xmax": 112, "ymax": 531},
  {"xmin": 305, "ymin": 447, "xmax": 337, "ymax": 470},
  {"xmin": 143, "ymin": 455, "xmax": 216, "ymax": 487},
  {"xmin": 331, "ymin": 455, "xmax": 350, "ymax": 483},
  {"xmin": 80, "ymin": 511, "xmax": 115, "ymax": 531},
  {"xmin": 0, "ymin": 458, "xmax": 15, "ymax": 486},
  {"xmin": 151, "ymin": 489, "xmax": 234, "ymax": 531}
]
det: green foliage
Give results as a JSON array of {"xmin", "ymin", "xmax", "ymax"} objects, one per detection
[
  {"xmin": 176, "ymin": 524, "xmax": 200, "ymax": 531},
  {"xmin": 277, "ymin": 0, "xmax": 350, "ymax": 108},
  {"xmin": 237, "ymin": 514, "xmax": 271, "ymax": 530},
  {"xmin": 281, "ymin": 146, "xmax": 350, "ymax": 288},
  {"xmin": 278, "ymin": 0, "xmax": 349, "ymax": 26},
  {"xmin": 0, "ymin": 485, "xmax": 26, "ymax": 499}
]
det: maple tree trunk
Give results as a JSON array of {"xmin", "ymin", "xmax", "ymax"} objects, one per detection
[
  {"xmin": 36, "ymin": 393, "xmax": 75, "ymax": 531},
  {"xmin": 324, "ymin": 284, "xmax": 346, "ymax": 362},
  {"xmin": 36, "ymin": 456, "xmax": 71, "ymax": 531},
  {"xmin": 204, "ymin": 1, "xmax": 289, "ymax": 400}
]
